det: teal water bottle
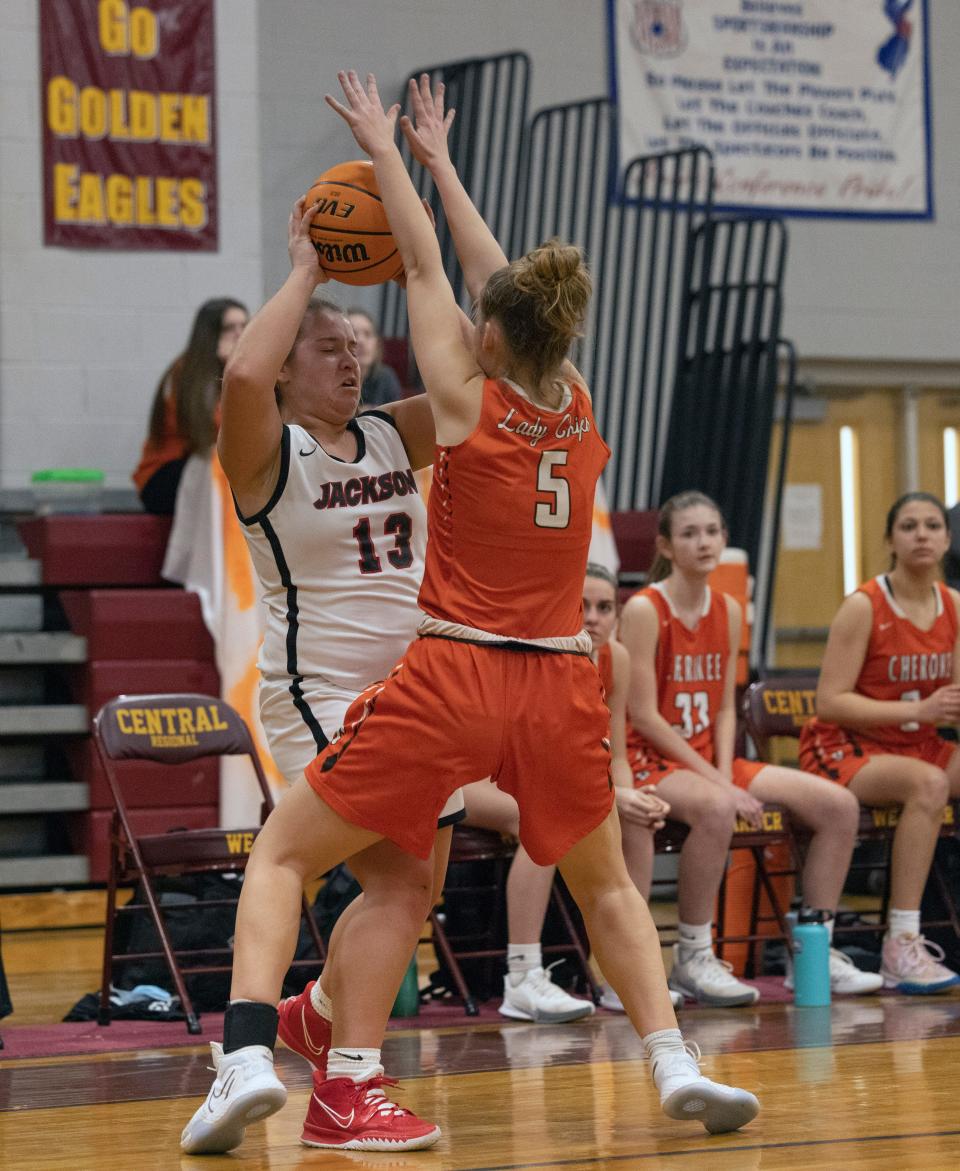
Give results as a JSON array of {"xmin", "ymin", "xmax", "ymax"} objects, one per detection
[
  {"xmin": 791, "ymin": 910, "xmax": 831, "ymax": 1007},
  {"xmin": 390, "ymin": 953, "xmax": 420, "ymax": 1018}
]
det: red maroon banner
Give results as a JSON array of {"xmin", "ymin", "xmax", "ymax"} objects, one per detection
[{"xmin": 41, "ymin": 0, "xmax": 217, "ymax": 250}]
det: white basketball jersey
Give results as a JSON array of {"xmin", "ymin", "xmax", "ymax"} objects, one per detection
[{"xmin": 240, "ymin": 413, "xmax": 426, "ymax": 697}]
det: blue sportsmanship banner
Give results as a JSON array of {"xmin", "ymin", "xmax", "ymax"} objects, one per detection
[{"xmin": 608, "ymin": 1, "xmax": 932, "ymax": 219}]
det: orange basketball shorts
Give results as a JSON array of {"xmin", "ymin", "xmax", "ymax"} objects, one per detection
[
  {"xmin": 304, "ymin": 635, "xmax": 614, "ymax": 866},
  {"xmin": 799, "ymin": 720, "xmax": 957, "ymax": 786},
  {"xmin": 629, "ymin": 746, "xmax": 764, "ymax": 790}
]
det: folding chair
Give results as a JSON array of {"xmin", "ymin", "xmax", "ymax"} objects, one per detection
[
  {"xmin": 610, "ymin": 509, "xmax": 659, "ymax": 601},
  {"xmin": 651, "ymin": 803, "xmax": 798, "ymax": 977},
  {"xmin": 742, "ymin": 672, "xmax": 960, "ymax": 944},
  {"xmin": 428, "ymin": 825, "xmax": 602, "ymax": 1015},
  {"xmin": 93, "ymin": 692, "xmax": 326, "ymax": 1034}
]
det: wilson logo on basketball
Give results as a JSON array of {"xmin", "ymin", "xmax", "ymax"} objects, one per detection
[{"xmin": 313, "ymin": 240, "xmax": 369, "ymax": 266}]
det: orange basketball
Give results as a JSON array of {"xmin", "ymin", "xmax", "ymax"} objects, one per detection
[{"xmin": 305, "ymin": 160, "xmax": 404, "ymax": 286}]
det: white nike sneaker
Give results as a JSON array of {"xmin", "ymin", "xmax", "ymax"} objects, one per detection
[
  {"xmin": 600, "ymin": 985, "xmax": 684, "ymax": 1012},
  {"xmin": 650, "ymin": 1039, "xmax": 760, "ymax": 1134},
  {"xmin": 784, "ymin": 947, "xmax": 884, "ymax": 996},
  {"xmin": 668, "ymin": 945, "xmax": 760, "ymax": 1007},
  {"xmin": 180, "ymin": 1042, "xmax": 287, "ymax": 1155},
  {"xmin": 499, "ymin": 964, "xmax": 595, "ymax": 1024}
]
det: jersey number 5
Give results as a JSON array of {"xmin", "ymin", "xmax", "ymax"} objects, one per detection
[
  {"xmin": 353, "ymin": 513, "xmax": 413, "ymax": 575},
  {"xmin": 534, "ymin": 450, "xmax": 570, "ymax": 529}
]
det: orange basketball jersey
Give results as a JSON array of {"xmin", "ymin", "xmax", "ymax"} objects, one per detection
[
  {"xmin": 418, "ymin": 378, "xmax": 610, "ymax": 638},
  {"xmin": 626, "ymin": 583, "xmax": 730, "ymax": 764},
  {"xmin": 806, "ymin": 575, "xmax": 958, "ymax": 751},
  {"xmin": 596, "ymin": 641, "xmax": 614, "ymax": 699}
]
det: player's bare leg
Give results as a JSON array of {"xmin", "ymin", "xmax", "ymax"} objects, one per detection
[{"xmin": 557, "ymin": 808, "xmax": 760, "ymax": 1134}]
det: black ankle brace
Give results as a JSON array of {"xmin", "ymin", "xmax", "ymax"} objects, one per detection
[{"xmin": 223, "ymin": 1000, "xmax": 279, "ymax": 1054}]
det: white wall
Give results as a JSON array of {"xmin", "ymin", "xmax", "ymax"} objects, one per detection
[
  {"xmin": 0, "ymin": 0, "xmax": 263, "ymax": 491},
  {"xmin": 255, "ymin": 0, "xmax": 608, "ymax": 307},
  {"xmin": 255, "ymin": 0, "xmax": 960, "ymax": 364},
  {"xmin": 783, "ymin": 0, "xmax": 960, "ymax": 361},
  {"xmin": 1, "ymin": 1, "xmax": 957, "ymax": 493}
]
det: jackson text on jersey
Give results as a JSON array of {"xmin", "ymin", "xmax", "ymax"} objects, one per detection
[{"xmin": 313, "ymin": 467, "xmax": 418, "ymax": 511}]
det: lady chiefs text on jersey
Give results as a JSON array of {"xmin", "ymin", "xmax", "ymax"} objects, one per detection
[{"xmin": 496, "ymin": 407, "xmax": 593, "ymax": 447}]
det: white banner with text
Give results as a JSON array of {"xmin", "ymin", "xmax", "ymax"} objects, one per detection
[{"xmin": 608, "ymin": 0, "xmax": 932, "ymax": 218}]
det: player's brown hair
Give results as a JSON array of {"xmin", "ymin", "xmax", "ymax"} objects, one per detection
[
  {"xmin": 148, "ymin": 297, "xmax": 247, "ymax": 455},
  {"xmin": 648, "ymin": 491, "xmax": 725, "ymax": 584},
  {"xmin": 479, "ymin": 240, "xmax": 590, "ymax": 388}
]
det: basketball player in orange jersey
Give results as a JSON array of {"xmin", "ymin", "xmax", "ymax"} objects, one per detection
[
  {"xmin": 182, "ymin": 70, "xmax": 760, "ymax": 1153},
  {"xmin": 620, "ymin": 491, "xmax": 882, "ymax": 1004},
  {"xmin": 180, "ymin": 202, "xmax": 462, "ymax": 1154},
  {"xmin": 463, "ymin": 563, "xmax": 675, "ymax": 1022},
  {"xmin": 800, "ymin": 491, "xmax": 960, "ymax": 994}
]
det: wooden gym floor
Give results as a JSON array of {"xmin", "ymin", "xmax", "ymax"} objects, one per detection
[{"xmin": 3, "ymin": 897, "xmax": 960, "ymax": 1169}]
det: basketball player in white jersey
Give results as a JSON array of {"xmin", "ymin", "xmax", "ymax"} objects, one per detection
[{"xmin": 181, "ymin": 197, "xmax": 458, "ymax": 1153}]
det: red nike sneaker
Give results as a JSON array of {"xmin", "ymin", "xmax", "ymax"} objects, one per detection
[
  {"xmin": 277, "ymin": 980, "xmax": 332, "ymax": 1070},
  {"xmin": 301, "ymin": 1075, "xmax": 441, "ymax": 1150}
]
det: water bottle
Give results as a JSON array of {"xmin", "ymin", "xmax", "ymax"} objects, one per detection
[
  {"xmin": 790, "ymin": 909, "xmax": 831, "ymax": 1007},
  {"xmin": 390, "ymin": 953, "xmax": 420, "ymax": 1018}
]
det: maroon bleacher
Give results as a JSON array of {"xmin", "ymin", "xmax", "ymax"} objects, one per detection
[
  {"xmin": 18, "ymin": 515, "xmax": 173, "ymax": 586},
  {"xmin": 18, "ymin": 515, "xmax": 222, "ymax": 882},
  {"xmin": 59, "ymin": 589, "xmax": 214, "ymax": 660}
]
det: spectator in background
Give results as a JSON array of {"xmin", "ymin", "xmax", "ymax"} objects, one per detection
[
  {"xmin": 348, "ymin": 307, "xmax": 404, "ymax": 406},
  {"xmin": 133, "ymin": 298, "xmax": 248, "ymax": 514}
]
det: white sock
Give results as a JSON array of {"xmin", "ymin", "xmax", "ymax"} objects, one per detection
[
  {"xmin": 507, "ymin": 943, "xmax": 542, "ymax": 983},
  {"xmin": 326, "ymin": 1047, "xmax": 383, "ymax": 1083},
  {"xmin": 310, "ymin": 982, "xmax": 334, "ymax": 1021},
  {"xmin": 887, "ymin": 908, "xmax": 921, "ymax": 940},
  {"xmin": 677, "ymin": 922, "xmax": 713, "ymax": 957},
  {"xmin": 642, "ymin": 1028, "xmax": 700, "ymax": 1101}
]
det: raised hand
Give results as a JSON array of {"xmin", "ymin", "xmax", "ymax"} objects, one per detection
[
  {"xmin": 400, "ymin": 73, "xmax": 455, "ymax": 171},
  {"xmin": 288, "ymin": 196, "xmax": 328, "ymax": 285},
  {"xmin": 325, "ymin": 70, "xmax": 399, "ymax": 158}
]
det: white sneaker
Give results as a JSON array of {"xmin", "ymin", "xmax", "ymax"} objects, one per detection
[
  {"xmin": 881, "ymin": 932, "xmax": 960, "ymax": 994},
  {"xmin": 600, "ymin": 985, "xmax": 684, "ymax": 1012},
  {"xmin": 651, "ymin": 1039, "xmax": 760, "ymax": 1134},
  {"xmin": 784, "ymin": 948, "xmax": 883, "ymax": 996},
  {"xmin": 498, "ymin": 964, "xmax": 595, "ymax": 1023},
  {"xmin": 180, "ymin": 1043, "xmax": 287, "ymax": 1155},
  {"xmin": 668, "ymin": 945, "xmax": 759, "ymax": 1007}
]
